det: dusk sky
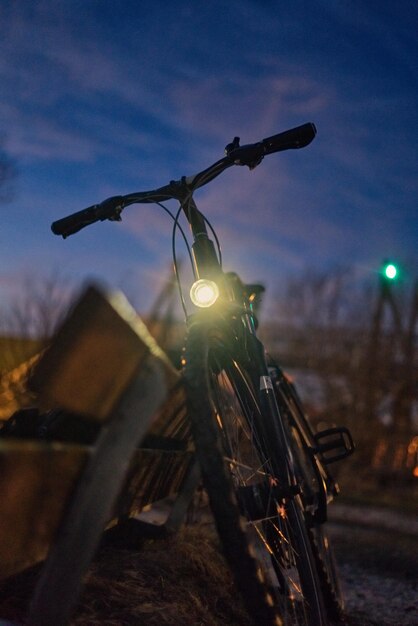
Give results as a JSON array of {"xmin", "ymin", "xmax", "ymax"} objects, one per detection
[{"xmin": 0, "ymin": 1, "xmax": 417, "ymax": 319}]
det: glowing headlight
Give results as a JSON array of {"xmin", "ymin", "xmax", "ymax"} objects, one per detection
[{"xmin": 190, "ymin": 279, "xmax": 219, "ymax": 308}]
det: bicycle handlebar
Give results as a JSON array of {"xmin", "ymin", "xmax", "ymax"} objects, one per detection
[{"xmin": 51, "ymin": 122, "xmax": 316, "ymax": 238}]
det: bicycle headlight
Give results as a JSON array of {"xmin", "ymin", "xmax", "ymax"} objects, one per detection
[{"xmin": 190, "ymin": 279, "xmax": 219, "ymax": 308}]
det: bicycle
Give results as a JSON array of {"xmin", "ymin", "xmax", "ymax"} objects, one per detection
[{"xmin": 51, "ymin": 123, "xmax": 355, "ymax": 626}]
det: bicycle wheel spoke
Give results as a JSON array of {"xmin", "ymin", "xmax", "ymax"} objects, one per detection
[{"xmin": 224, "ymin": 456, "xmax": 270, "ymax": 479}]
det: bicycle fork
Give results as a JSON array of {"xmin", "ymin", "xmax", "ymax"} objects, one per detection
[{"xmin": 244, "ymin": 332, "xmax": 300, "ymax": 501}]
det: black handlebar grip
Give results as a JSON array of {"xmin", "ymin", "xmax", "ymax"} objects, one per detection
[
  {"xmin": 262, "ymin": 122, "xmax": 317, "ymax": 154},
  {"xmin": 51, "ymin": 205, "xmax": 100, "ymax": 238},
  {"xmin": 51, "ymin": 196, "xmax": 125, "ymax": 238}
]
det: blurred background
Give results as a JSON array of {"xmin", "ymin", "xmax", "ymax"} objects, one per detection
[{"xmin": 0, "ymin": 1, "xmax": 417, "ymax": 504}]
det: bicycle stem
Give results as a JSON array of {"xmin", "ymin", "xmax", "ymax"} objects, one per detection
[{"xmin": 181, "ymin": 196, "xmax": 221, "ymax": 281}]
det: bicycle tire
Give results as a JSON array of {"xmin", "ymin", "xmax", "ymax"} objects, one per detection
[
  {"xmin": 184, "ymin": 321, "xmax": 328, "ymax": 626},
  {"xmin": 309, "ymin": 523, "xmax": 344, "ymax": 621},
  {"xmin": 275, "ymin": 378, "xmax": 344, "ymax": 621}
]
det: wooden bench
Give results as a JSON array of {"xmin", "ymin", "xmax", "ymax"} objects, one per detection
[{"xmin": 0, "ymin": 285, "xmax": 197, "ymax": 626}]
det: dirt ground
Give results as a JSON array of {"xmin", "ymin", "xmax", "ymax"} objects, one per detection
[
  {"xmin": 0, "ymin": 500, "xmax": 417, "ymax": 625},
  {"xmin": 328, "ymin": 503, "xmax": 418, "ymax": 626}
]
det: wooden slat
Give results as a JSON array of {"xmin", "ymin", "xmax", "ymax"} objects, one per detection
[
  {"xmin": 29, "ymin": 284, "xmax": 178, "ymax": 421},
  {"xmin": 0, "ymin": 440, "xmax": 89, "ymax": 580}
]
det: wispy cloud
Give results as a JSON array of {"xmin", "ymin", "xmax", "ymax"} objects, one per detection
[
  {"xmin": 1, "ymin": 2, "xmax": 331, "ymax": 161},
  {"xmin": 0, "ymin": 0, "xmax": 416, "ymax": 313}
]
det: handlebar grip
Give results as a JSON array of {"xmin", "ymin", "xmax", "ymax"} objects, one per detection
[
  {"xmin": 51, "ymin": 196, "xmax": 125, "ymax": 238},
  {"xmin": 262, "ymin": 122, "xmax": 317, "ymax": 154},
  {"xmin": 51, "ymin": 205, "xmax": 100, "ymax": 238}
]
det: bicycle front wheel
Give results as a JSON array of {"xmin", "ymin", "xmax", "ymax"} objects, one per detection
[
  {"xmin": 275, "ymin": 374, "xmax": 344, "ymax": 621},
  {"xmin": 184, "ymin": 321, "xmax": 327, "ymax": 626}
]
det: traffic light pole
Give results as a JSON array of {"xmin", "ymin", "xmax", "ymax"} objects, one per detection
[{"xmin": 365, "ymin": 263, "xmax": 403, "ymax": 423}]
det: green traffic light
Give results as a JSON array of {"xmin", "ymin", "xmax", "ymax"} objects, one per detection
[{"xmin": 383, "ymin": 263, "xmax": 398, "ymax": 280}]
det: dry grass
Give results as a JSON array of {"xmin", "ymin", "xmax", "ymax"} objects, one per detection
[
  {"xmin": 0, "ymin": 524, "xmax": 254, "ymax": 625},
  {"xmin": 333, "ymin": 455, "xmax": 418, "ymax": 516}
]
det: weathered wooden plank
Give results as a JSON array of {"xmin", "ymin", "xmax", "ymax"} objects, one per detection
[
  {"xmin": 29, "ymin": 284, "xmax": 178, "ymax": 421},
  {"xmin": 147, "ymin": 379, "xmax": 191, "ymax": 442},
  {"xmin": 0, "ymin": 440, "xmax": 89, "ymax": 580}
]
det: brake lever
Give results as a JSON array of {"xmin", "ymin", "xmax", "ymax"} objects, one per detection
[{"xmin": 225, "ymin": 137, "xmax": 264, "ymax": 170}]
